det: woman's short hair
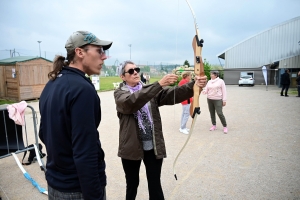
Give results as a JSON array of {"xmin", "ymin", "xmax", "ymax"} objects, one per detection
[
  {"xmin": 181, "ymin": 71, "xmax": 191, "ymax": 79},
  {"xmin": 210, "ymin": 70, "xmax": 219, "ymax": 77},
  {"xmin": 119, "ymin": 60, "xmax": 135, "ymax": 76}
]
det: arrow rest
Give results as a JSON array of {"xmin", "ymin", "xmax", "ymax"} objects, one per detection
[{"xmin": 196, "ymin": 56, "xmax": 200, "ymax": 64}]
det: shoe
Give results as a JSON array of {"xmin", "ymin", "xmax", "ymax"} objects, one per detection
[
  {"xmin": 179, "ymin": 128, "xmax": 189, "ymax": 135},
  {"xmin": 186, "ymin": 128, "xmax": 190, "ymax": 131},
  {"xmin": 280, "ymin": 94, "xmax": 284, "ymax": 96},
  {"xmin": 223, "ymin": 127, "xmax": 228, "ymax": 134},
  {"xmin": 209, "ymin": 125, "xmax": 217, "ymax": 131},
  {"xmin": 285, "ymin": 95, "xmax": 289, "ymax": 97}
]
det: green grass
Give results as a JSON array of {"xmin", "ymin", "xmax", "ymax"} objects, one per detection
[
  {"xmin": 0, "ymin": 99, "xmax": 16, "ymax": 105},
  {"xmin": 288, "ymin": 88, "xmax": 297, "ymax": 95},
  {"xmin": 0, "ymin": 77, "xmax": 163, "ymax": 105},
  {"xmin": 99, "ymin": 77, "xmax": 122, "ymax": 91},
  {"xmin": 151, "ymin": 77, "xmax": 161, "ymax": 83},
  {"xmin": 98, "ymin": 76, "xmax": 162, "ymax": 91}
]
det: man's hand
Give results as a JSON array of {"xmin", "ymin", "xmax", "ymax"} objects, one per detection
[
  {"xmin": 194, "ymin": 75, "xmax": 207, "ymax": 88},
  {"xmin": 158, "ymin": 74, "xmax": 179, "ymax": 87}
]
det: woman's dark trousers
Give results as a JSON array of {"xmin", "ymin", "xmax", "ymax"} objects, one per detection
[{"xmin": 121, "ymin": 149, "xmax": 164, "ymax": 200}]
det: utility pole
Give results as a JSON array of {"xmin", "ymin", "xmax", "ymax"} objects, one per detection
[
  {"xmin": 37, "ymin": 41, "xmax": 42, "ymax": 57},
  {"xmin": 11, "ymin": 49, "xmax": 20, "ymax": 57},
  {"xmin": 4, "ymin": 49, "xmax": 18, "ymax": 57}
]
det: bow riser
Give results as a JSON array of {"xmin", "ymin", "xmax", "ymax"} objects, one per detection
[{"xmin": 189, "ymin": 34, "xmax": 204, "ymax": 118}]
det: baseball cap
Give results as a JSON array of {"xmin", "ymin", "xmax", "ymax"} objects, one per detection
[{"xmin": 65, "ymin": 30, "xmax": 113, "ymax": 52}]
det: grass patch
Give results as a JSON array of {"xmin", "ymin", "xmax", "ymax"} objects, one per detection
[
  {"xmin": 288, "ymin": 88, "xmax": 297, "ymax": 95},
  {"xmin": 1, "ymin": 76, "xmax": 164, "ymax": 105},
  {"xmin": 99, "ymin": 77, "xmax": 122, "ymax": 91},
  {"xmin": 0, "ymin": 99, "xmax": 16, "ymax": 105}
]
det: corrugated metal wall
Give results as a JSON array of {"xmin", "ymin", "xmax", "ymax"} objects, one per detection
[
  {"xmin": 223, "ymin": 16, "xmax": 300, "ymax": 69},
  {"xmin": 279, "ymin": 55, "xmax": 300, "ymax": 69}
]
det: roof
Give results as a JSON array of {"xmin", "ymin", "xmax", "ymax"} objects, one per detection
[
  {"xmin": 216, "ymin": 16, "xmax": 300, "ymax": 59},
  {"xmin": 0, "ymin": 56, "xmax": 52, "ymax": 65}
]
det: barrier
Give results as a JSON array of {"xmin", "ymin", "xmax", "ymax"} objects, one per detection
[{"xmin": 0, "ymin": 104, "xmax": 47, "ymax": 195}]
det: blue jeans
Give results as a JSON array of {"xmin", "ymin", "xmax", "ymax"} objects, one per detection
[{"xmin": 180, "ymin": 104, "xmax": 190, "ymax": 129}]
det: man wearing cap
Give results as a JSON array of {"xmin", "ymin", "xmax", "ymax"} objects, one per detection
[{"xmin": 39, "ymin": 30, "xmax": 112, "ymax": 200}]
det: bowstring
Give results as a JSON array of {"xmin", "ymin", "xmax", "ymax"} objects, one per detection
[
  {"xmin": 172, "ymin": 0, "xmax": 181, "ymax": 180},
  {"xmin": 173, "ymin": 0, "xmax": 180, "ymax": 121}
]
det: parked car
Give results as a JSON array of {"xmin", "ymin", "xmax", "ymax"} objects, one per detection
[{"xmin": 239, "ymin": 75, "xmax": 255, "ymax": 86}]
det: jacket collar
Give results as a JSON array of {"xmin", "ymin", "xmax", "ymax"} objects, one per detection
[{"xmin": 120, "ymin": 81, "xmax": 144, "ymax": 91}]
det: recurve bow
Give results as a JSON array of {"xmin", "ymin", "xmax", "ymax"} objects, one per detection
[{"xmin": 173, "ymin": 0, "xmax": 205, "ymax": 180}]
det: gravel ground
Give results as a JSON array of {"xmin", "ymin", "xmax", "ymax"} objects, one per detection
[{"xmin": 0, "ymin": 85, "xmax": 299, "ymax": 200}]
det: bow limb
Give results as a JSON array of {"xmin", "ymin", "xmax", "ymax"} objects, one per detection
[{"xmin": 173, "ymin": 0, "xmax": 204, "ymax": 180}]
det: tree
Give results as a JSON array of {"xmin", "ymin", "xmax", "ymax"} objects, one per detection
[
  {"xmin": 143, "ymin": 66, "xmax": 150, "ymax": 72},
  {"xmin": 111, "ymin": 65, "xmax": 117, "ymax": 75},
  {"xmin": 210, "ymin": 65, "xmax": 224, "ymax": 79},
  {"xmin": 203, "ymin": 59, "xmax": 212, "ymax": 80},
  {"xmin": 183, "ymin": 60, "xmax": 190, "ymax": 67},
  {"xmin": 160, "ymin": 66, "xmax": 168, "ymax": 74},
  {"xmin": 101, "ymin": 63, "xmax": 107, "ymax": 71}
]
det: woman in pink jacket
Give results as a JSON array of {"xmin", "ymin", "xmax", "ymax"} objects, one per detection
[{"xmin": 202, "ymin": 70, "xmax": 228, "ymax": 134}]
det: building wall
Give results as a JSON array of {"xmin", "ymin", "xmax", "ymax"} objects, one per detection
[
  {"xmin": 18, "ymin": 59, "xmax": 52, "ymax": 86},
  {"xmin": 3, "ymin": 65, "xmax": 19, "ymax": 100},
  {"xmin": 0, "ymin": 58, "xmax": 52, "ymax": 101},
  {"xmin": 224, "ymin": 68, "xmax": 270, "ymax": 85},
  {"xmin": 0, "ymin": 66, "xmax": 4, "ymax": 97},
  {"xmin": 279, "ymin": 55, "xmax": 300, "ymax": 69},
  {"xmin": 223, "ymin": 16, "xmax": 300, "ymax": 69}
]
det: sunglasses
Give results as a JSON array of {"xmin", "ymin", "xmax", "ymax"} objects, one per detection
[
  {"xmin": 96, "ymin": 48, "xmax": 106, "ymax": 56},
  {"xmin": 83, "ymin": 47, "xmax": 106, "ymax": 56},
  {"xmin": 125, "ymin": 67, "xmax": 140, "ymax": 75}
]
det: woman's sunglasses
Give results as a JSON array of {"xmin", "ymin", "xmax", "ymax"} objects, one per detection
[{"xmin": 125, "ymin": 67, "xmax": 140, "ymax": 75}]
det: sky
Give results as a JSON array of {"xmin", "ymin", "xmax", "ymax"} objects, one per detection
[{"xmin": 0, "ymin": 0, "xmax": 299, "ymax": 67}]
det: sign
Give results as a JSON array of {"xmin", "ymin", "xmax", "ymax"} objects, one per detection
[
  {"xmin": 262, "ymin": 66, "xmax": 267, "ymax": 85},
  {"xmin": 12, "ymin": 68, "xmax": 16, "ymax": 78},
  {"xmin": 91, "ymin": 75, "xmax": 100, "ymax": 90}
]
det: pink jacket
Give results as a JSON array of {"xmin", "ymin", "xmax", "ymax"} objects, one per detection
[
  {"xmin": 202, "ymin": 77, "xmax": 227, "ymax": 102},
  {"xmin": 7, "ymin": 101, "xmax": 28, "ymax": 126}
]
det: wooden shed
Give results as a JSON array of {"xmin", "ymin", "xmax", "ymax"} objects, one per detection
[{"xmin": 0, "ymin": 56, "xmax": 52, "ymax": 101}]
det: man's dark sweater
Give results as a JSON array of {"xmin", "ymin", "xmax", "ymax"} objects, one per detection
[{"xmin": 39, "ymin": 66, "xmax": 106, "ymax": 199}]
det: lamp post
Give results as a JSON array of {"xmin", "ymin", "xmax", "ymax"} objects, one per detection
[
  {"xmin": 128, "ymin": 44, "xmax": 131, "ymax": 60},
  {"xmin": 37, "ymin": 41, "xmax": 42, "ymax": 57}
]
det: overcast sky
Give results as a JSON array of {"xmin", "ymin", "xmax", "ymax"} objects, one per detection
[{"xmin": 0, "ymin": 0, "xmax": 299, "ymax": 67}]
